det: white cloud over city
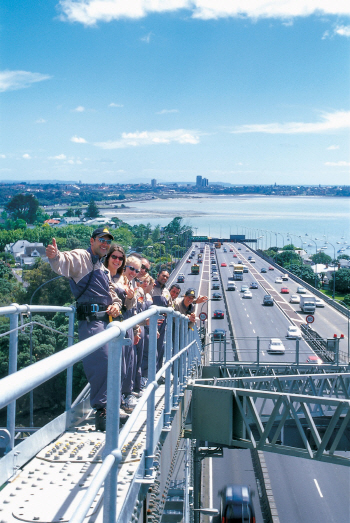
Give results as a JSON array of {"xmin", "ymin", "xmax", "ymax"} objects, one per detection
[
  {"xmin": 231, "ymin": 110, "xmax": 350, "ymax": 134},
  {"xmin": 58, "ymin": 0, "xmax": 350, "ymax": 25},
  {"xmin": 94, "ymin": 129, "xmax": 200, "ymax": 149},
  {"xmin": 0, "ymin": 70, "xmax": 51, "ymax": 92},
  {"xmin": 71, "ymin": 136, "xmax": 87, "ymax": 143}
]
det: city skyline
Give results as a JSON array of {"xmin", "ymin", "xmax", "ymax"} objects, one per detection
[{"xmin": 1, "ymin": 1, "xmax": 350, "ymax": 185}]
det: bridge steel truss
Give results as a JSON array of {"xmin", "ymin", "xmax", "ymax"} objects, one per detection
[{"xmin": 188, "ymin": 370, "xmax": 350, "ymax": 467}]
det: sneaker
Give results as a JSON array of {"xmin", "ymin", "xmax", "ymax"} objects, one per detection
[
  {"xmin": 131, "ymin": 390, "xmax": 142, "ymax": 398},
  {"xmin": 119, "ymin": 408, "xmax": 129, "ymax": 424},
  {"xmin": 95, "ymin": 407, "xmax": 106, "ymax": 432},
  {"xmin": 123, "ymin": 394, "xmax": 138, "ymax": 408},
  {"xmin": 157, "ymin": 376, "xmax": 165, "ymax": 385}
]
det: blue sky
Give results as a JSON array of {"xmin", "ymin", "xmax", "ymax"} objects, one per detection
[{"xmin": 1, "ymin": 1, "xmax": 350, "ymax": 185}]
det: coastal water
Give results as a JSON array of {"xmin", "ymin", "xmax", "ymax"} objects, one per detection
[{"xmin": 102, "ymin": 195, "xmax": 350, "ymax": 256}]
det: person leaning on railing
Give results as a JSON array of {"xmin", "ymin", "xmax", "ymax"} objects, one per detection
[{"xmin": 46, "ymin": 227, "xmax": 122, "ymax": 432}]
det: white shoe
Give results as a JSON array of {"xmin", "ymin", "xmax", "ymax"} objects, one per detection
[{"xmin": 124, "ymin": 394, "xmax": 138, "ymax": 408}]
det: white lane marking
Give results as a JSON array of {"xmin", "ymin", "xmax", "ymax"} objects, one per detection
[
  {"xmin": 247, "ymin": 314, "xmax": 249, "ymax": 318},
  {"xmin": 253, "ymin": 329, "xmax": 256, "ymax": 333},
  {"xmin": 314, "ymin": 479, "xmax": 323, "ymax": 498},
  {"xmin": 250, "ymin": 321, "xmax": 252, "ymax": 325}
]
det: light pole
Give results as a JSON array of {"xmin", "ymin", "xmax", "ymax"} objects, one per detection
[
  {"xmin": 325, "ymin": 241, "xmax": 336, "ymax": 299},
  {"xmin": 305, "ymin": 236, "xmax": 319, "ymax": 288},
  {"xmin": 277, "ymin": 232, "xmax": 285, "ymax": 247}
]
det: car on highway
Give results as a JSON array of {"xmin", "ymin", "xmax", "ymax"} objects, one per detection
[
  {"xmin": 250, "ymin": 258, "xmax": 256, "ymax": 263},
  {"xmin": 212, "ymin": 329, "xmax": 226, "ymax": 340},
  {"xmin": 221, "ymin": 262, "xmax": 227, "ymax": 267},
  {"xmin": 281, "ymin": 287, "xmax": 289, "ymax": 294},
  {"xmin": 263, "ymin": 295, "xmax": 274, "ymax": 306},
  {"xmin": 243, "ymin": 290, "xmax": 253, "ymax": 299},
  {"xmin": 212, "ymin": 282, "xmax": 220, "ymax": 290},
  {"xmin": 275, "ymin": 277, "xmax": 283, "ymax": 283},
  {"xmin": 243, "ymin": 266, "xmax": 249, "ymax": 273},
  {"xmin": 240, "ymin": 284, "xmax": 249, "ymax": 292},
  {"xmin": 212, "ymin": 275, "xmax": 219, "ymax": 281},
  {"xmin": 219, "ymin": 485, "xmax": 255, "ymax": 523},
  {"xmin": 250, "ymin": 282, "xmax": 258, "ymax": 289},
  {"xmin": 233, "ymin": 254, "xmax": 237, "ymax": 258},
  {"xmin": 186, "ymin": 259, "xmax": 191, "ymax": 263},
  {"xmin": 212, "ymin": 292, "xmax": 222, "ymax": 300},
  {"xmin": 268, "ymin": 266, "xmax": 274, "ymax": 270},
  {"xmin": 306, "ymin": 354, "xmax": 323, "ymax": 365},
  {"xmin": 223, "ymin": 248, "xmax": 227, "ymax": 252},
  {"xmin": 289, "ymin": 294, "xmax": 300, "ymax": 303},
  {"xmin": 227, "ymin": 282, "xmax": 236, "ymax": 291},
  {"xmin": 268, "ymin": 338, "xmax": 285, "ymax": 354},
  {"xmin": 211, "ymin": 259, "xmax": 216, "ymax": 264},
  {"xmin": 197, "ymin": 258, "xmax": 203, "ymax": 263},
  {"xmin": 177, "ymin": 273, "xmax": 185, "ymax": 283},
  {"xmin": 248, "ymin": 256, "xmax": 252, "ymax": 260},
  {"xmin": 282, "ymin": 274, "xmax": 289, "ymax": 281},
  {"xmin": 315, "ymin": 297, "xmax": 325, "ymax": 307},
  {"xmin": 286, "ymin": 325, "xmax": 302, "ymax": 339},
  {"xmin": 297, "ymin": 286, "xmax": 307, "ymax": 294},
  {"xmin": 261, "ymin": 267, "xmax": 267, "ymax": 273},
  {"xmin": 229, "ymin": 262, "xmax": 235, "ymax": 267},
  {"xmin": 213, "ymin": 309, "xmax": 224, "ymax": 319},
  {"xmin": 238, "ymin": 247, "xmax": 241, "ymax": 250},
  {"xmin": 229, "ymin": 248, "xmax": 233, "ymax": 252}
]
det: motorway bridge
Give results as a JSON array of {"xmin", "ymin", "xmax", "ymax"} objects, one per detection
[{"xmin": 0, "ymin": 241, "xmax": 349, "ymax": 523}]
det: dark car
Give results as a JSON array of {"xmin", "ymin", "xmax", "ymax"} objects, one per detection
[
  {"xmin": 212, "ymin": 292, "xmax": 222, "ymax": 300},
  {"xmin": 250, "ymin": 282, "xmax": 258, "ymax": 289},
  {"xmin": 213, "ymin": 309, "xmax": 224, "ymax": 319},
  {"xmin": 261, "ymin": 267, "xmax": 267, "ymax": 273},
  {"xmin": 213, "ymin": 329, "xmax": 226, "ymax": 340},
  {"xmin": 263, "ymin": 294, "xmax": 274, "ymax": 306},
  {"xmin": 212, "ymin": 282, "xmax": 220, "ymax": 290},
  {"xmin": 219, "ymin": 485, "xmax": 255, "ymax": 523},
  {"xmin": 177, "ymin": 274, "xmax": 185, "ymax": 283}
]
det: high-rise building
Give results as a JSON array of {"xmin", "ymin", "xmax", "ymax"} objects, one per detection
[
  {"xmin": 202, "ymin": 178, "xmax": 208, "ymax": 187},
  {"xmin": 151, "ymin": 179, "xmax": 157, "ymax": 188},
  {"xmin": 196, "ymin": 176, "xmax": 202, "ymax": 187}
]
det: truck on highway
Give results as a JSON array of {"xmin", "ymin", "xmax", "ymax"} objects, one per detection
[
  {"xmin": 300, "ymin": 295, "xmax": 316, "ymax": 313},
  {"xmin": 233, "ymin": 264, "xmax": 244, "ymax": 281},
  {"xmin": 191, "ymin": 264, "xmax": 200, "ymax": 275}
]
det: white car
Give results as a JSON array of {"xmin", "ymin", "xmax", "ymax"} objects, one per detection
[
  {"xmin": 315, "ymin": 298, "xmax": 325, "ymax": 307},
  {"xmin": 229, "ymin": 262, "xmax": 235, "ymax": 267},
  {"xmin": 275, "ymin": 277, "xmax": 283, "ymax": 284},
  {"xmin": 243, "ymin": 290, "xmax": 253, "ymax": 299},
  {"xmin": 286, "ymin": 326, "xmax": 302, "ymax": 339},
  {"xmin": 289, "ymin": 294, "xmax": 300, "ymax": 304},
  {"xmin": 240, "ymin": 285, "xmax": 249, "ymax": 292},
  {"xmin": 297, "ymin": 286, "xmax": 307, "ymax": 294},
  {"xmin": 268, "ymin": 338, "xmax": 285, "ymax": 354},
  {"xmin": 250, "ymin": 258, "xmax": 256, "ymax": 263}
]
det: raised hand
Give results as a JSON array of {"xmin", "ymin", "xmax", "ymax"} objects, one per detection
[{"xmin": 46, "ymin": 238, "xmax": 58, "ymax": 259}]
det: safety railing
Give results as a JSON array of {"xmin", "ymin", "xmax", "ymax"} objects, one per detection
[{"xmin": 0, "ymin": 303, "xmax": 202, "ymax": 523}]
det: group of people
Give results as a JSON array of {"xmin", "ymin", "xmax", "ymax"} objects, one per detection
[{"xmin": 46, "ymin": 227, "xmax": 207, "ymax": 431}]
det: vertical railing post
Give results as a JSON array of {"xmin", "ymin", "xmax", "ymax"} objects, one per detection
[
  {"xmin": 173, "ymin": 315, "xmax": 180, "ymax": 406},
  {"xmin": 65, "ymin": 308, "xmax": 76, "ymax": 413},
  {"xmin": 256, "ymin": 336, "xmax": 260, "ymax": 366},
  {"xmin": 103, "ymin": 324, "xmax": 125, "ymax": 523},
  {"xmin": 145, "ymin": 313, "xmax": 159, "ymax": 477},
  {"xmin": 295, "ymin": 339, "xmax": 300, "ymax": 366},
  {"xmin": 184, "ymin": 319, "xmax": 189, "ymax": 384},
  {"xmin": 179, "ymin": 317, "xmax": 185, "ymax": 393},
  {"xmin": 164, "ymin": 310, "xmax": 173, "ymax": 427},
  {"xmin": 7, "ymin": 306, "xmax": 19, "ymax": 453}
]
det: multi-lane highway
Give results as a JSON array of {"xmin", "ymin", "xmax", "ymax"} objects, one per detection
[{"xmin": 176, "ymin": 242, "xmax": 349, "ymax": 523}]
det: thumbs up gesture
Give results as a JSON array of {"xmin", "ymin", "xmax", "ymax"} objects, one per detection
[{"xmin": 46, "ymin": 238, "xmax": 58, "ymax": 259}]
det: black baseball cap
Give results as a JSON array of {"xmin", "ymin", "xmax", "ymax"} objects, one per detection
[
  {"xmin": 185, "ymin": 288, "xmax": 196, "ymax": 297},
  {"xmin": 91, "ymin": 227, "xmax": 114, "ymax": 240}
]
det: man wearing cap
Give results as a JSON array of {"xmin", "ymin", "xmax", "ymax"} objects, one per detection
[
  {"xmin": 46, "ymin": 227, "xmax": 121, "ymax": 431},
  {"xmin": 173, "ymin": 288, "xmax": 208, "ymax": 329}
]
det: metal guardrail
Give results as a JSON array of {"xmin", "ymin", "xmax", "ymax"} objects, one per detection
[{"xmin": 0, "ymin": 303, "xmax": 202, "ymax": 523}]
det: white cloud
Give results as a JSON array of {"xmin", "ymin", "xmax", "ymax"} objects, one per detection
[
  {"xmin": 327, "ymin": 145, "xmax": 340, "ymax": 150},
  {"xmin": 35, "ymin": 118, "xmax": 47, "ymax": 124},
  {"xmin": 0, "ymin": 70, "xmax": 51, "ymax": 92},
  {"xmin": 141, "ymin": 32, "xmax": 153, "ymax": 43},
  {"xmin": 95, "ymin": 129, "xmax": 200, "ymax": 149},
  {"xmin": 71, "ymin": 135, "xmax": 87, "ymax": 143},
  {"xmin": 0, "ymin": 154, "xmax": 6, "ymax": 159},
  {"xmin": 156, "ymin": 109, "xmax": 179, "ymax": 114},
  {"xmin": 23, "ymin": 154, "xmax": 31, "ymax": 159},
  {"xmin": 109, "ymin": 103, "xmax": 124, "ymax": 108},
  {"xmin": 73, "ymin": 105, "xmax": 85, "ymax": 112},
  {"xmin": 231, "ymin": 110, "xmax": 350, "ymax": 134},
  {"xmin": 49, "ymin": 154, "xmax": 67, "ymax": 160},
  {"xmin": 58, "ymin": 0, "xmax": 350, "ymax": 25},
  {"xmin": 335, "ymin": 25, "xmax": 350, "ymax": 37},
  {"xmin": 325, "ymin": 161, "xmax": 350, "ymax": 166}
]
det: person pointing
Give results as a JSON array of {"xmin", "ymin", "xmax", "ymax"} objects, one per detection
[{"xmin": 46, "ymin": 228, "xmax": 122, "ymax": 431}]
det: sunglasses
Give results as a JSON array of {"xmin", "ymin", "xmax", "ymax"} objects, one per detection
[
  {"xmin": 111, "ymin": 254, "xmax": 124, "ymax": 261},
  {"xmin": 126, "ymin": 265, "xmax": 140, "ymax": 274},
  {"xmin": 97, "ymin": 238, "xmax": 112, "ymax": 245},
  {"xmin": 141, "ymin": 264, "xmax": 150, "ymax": 272}
]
